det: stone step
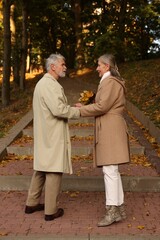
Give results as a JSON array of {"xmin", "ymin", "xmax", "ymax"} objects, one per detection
[
  {"xmin": 0, "ymin": 175, "xmax": 160, "ymax": 192},
  {"xmin": 23, "ymin": 117, "xmax": 135, "ymax": 138},
  {"xmin": 7, "ymin": 141, "xmax": 144, "ymax": 156},
  {"xmin": 7, "ymin": 116, "xmax": 145, "ymax": 156},
  {"xmin": 23, "ymin": 126, "xmax": 94, "ymax": 138}
]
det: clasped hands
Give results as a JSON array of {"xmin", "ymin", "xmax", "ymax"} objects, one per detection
[{"xmin": 74, "ymin": 102, "xmax": 83, "ymax": 108}]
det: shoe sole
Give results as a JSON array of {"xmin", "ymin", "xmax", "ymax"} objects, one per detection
[{"xmin": 98, "ymin": 216, "xmax": 122, "ymax": 227}]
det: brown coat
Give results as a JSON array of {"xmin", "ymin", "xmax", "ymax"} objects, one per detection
[{"xmin": 80, "ymin": 76, "xmax": 130, "ymax": 166}]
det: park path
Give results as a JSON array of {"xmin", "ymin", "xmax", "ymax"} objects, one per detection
[{"xmin": 0, "ymin": 75, "xmax": 160, "ymax": 239}]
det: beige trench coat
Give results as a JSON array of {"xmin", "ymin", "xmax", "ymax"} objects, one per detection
[
  {"xmin": 80, "ymin": 76, "xmax": 130, "ymax": 166},
  {"xmin": 33, "ymin": 73, "xmax": 80, "ymax": 174}
]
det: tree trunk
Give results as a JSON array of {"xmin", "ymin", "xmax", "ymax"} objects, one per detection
[
  {"xmin": 72, "ymin": 0, "xmax": 85, "ymax": 69},
  {"xmin": 117, "ymin": 0, "xmax": 127, "ymax": 62},
  {"xmin": 20, "ymin": 0, "xmax": 28, "ymax": 90},
  {"xmin": 10, "ymin": 4, "xmax": 20, "ymax": 85},
  {"xmin": 26, "ymin": 33, "xmax": 31, "ymax": 73},
  {"xmin": 2, "ymin": 0, "xmax": 11, "ymax": 106}
]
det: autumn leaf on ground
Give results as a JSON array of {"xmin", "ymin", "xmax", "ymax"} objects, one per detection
[
  {"xmin": 0, "ymin": 153, "xmax": 33, "ymax": 167},
  {"xmin": 129, "ymin": 134, "xmax": 138, "ymax": 143},
  {"xmin": 137, "ymin": 225, "xmax": 145, "ymax": 230},
  {"xmin": 16, "ymin": 171, "xmax": 23, "ymax": 175},
  {"xmin": 120, "ymin": 59, "xmax": 160, "ymax": 128},
  {"xmin": 128, "ymin": 112, "xmax": 160, "ymax": 156},
  {"xmin": 131, "ymin": 154, "xmax": 153, "ymax": 167},
  {"xmin": 13, "ymin": 136, "xmax": 33, "ymax": 144},
  {"xmin": 72, "ymin": 154, "xmax": 93, "ymax": 162},
  {"xmin": 87, "ymin": 226, "xmax": 93, "ymax": 230},
  {"xmin": 0, "ymin": 232, "xmax": 8, "ymax": 236},
  {"xmin": 69, "ymin": 122, "xmax": 94, "ymax": 127},
  {"xmin": 71, "ymin": 135, "xmax": 94, "ymax": 142},
  {"xmin": 70, "ymin": 192, "xmax": 79, "ymax": 198},
  {"xmin": 75, "ymin": 170, "xmax": 82, "ymax": 176}
]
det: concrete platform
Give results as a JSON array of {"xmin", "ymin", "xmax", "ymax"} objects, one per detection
[
  {"xmin": 0, "ymin": 191, "xmax": 160, "ymax": 239},
  {"xmin": 0, "ymin": 175, "xmax": 160, "ymax": 192}
]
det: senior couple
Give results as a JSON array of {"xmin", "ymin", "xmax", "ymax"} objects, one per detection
[{"xmin": 25, "ymin": 53, "xmax": 130, "ymax": 226}]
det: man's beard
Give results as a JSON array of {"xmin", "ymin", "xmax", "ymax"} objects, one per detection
[{"xmin": 59, "ymin": 71, "xmax": 66, "ymax": 77}]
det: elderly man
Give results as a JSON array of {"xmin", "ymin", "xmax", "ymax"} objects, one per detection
[{"xmin": 25, "ymin": 54, "xmax": 80, "ymax": 221}]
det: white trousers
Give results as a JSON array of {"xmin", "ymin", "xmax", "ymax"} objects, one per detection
[{"xmin": 103, "ymin": 165, "xmax": 124, "ymax": 206}]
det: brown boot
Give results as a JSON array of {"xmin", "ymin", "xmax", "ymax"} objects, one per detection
[
  {"xmin": 97, "ymin": 205, "xmax": 122, "ymax": 227},
  {"xmin": 118, "ymin": 204, "xmax": 127, "ymax": 220}
]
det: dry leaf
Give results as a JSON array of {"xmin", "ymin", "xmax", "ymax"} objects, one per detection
[
  {"xmin": 0, "ymin": 232, "xmax": 8, "ymax": 236},
  {"xmin": 70, "ymin": 192, "xmax": 79, "ymax": 198},
  {"xmin": 137, "ymin": 225, "xmax": 145, "ymax": 230}
]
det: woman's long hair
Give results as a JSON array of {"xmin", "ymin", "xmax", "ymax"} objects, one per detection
[{"xmin": 98, "ymin": 54, "xmax": 123, "ymax": 81}]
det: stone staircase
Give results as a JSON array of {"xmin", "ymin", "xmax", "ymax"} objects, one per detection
[
  {"xmin": 1, "ymin": 112, "xmax": 160, "ymax": 192},
  {"xmin": 7, "ymin": 117, "xmax": 145, "ymax": 157}
]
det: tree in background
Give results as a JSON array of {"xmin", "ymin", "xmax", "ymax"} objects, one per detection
[
  {"xmin": 71, "ymin": 0, "xmax": 85, "ymax": 69},
  {"xmin": 2, "ymin": 0, "xmax": 12, "ymax": 106},
  {"xmin": 0, "ymin": 3, "xmax": 3, "ymax": 66},
  {"xmin": 19, "ymin": 0, "xmax": 28, "ymax": 90},
  {"xmin": 0, "ymin": 0, "xmax": 160, "ymax": 106},
  {"xmin": 10, "ymin": 1, "xmax": 21, "ymax": 86},
  {"xmin": 92, "ymin": 0, "xmax": 160, "ymax": 62}
]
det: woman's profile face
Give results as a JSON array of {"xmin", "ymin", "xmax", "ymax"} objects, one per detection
[{"xmin": 96, "ymin": 60, "xmax": 110, "ymax": 77}]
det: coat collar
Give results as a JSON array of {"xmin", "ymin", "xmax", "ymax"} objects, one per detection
[
  {"xmin": 45, "ymin": 73, "xmax": 57, "ymax": 82},
  {"xmin": 99, "ymin": 71, "xmax": 111, "ymax": 84},
  {"xmin": 98, "ymin": 75, "xmax": 126, "ymax": 93}
]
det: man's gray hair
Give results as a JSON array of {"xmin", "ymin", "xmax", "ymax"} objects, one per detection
[{"xmin": 45, "ymin": 54, "xmax": 65, "ymax": 71}]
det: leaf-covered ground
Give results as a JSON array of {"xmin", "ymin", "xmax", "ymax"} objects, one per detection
[
  {"xmin": 0, "ymin": 73, "xmax": 41, "ymax": 137},
  {"xmin": 119, "ymin": 58, "xmax": 160, "ymax": 128}
]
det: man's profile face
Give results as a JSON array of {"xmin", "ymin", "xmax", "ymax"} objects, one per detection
[{"xmin": 53, "ymin": 59, "xmax": 67, "ymax": 78}]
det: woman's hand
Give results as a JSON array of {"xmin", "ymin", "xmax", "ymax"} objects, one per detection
[{"xmin": 74, "ymin": 103, "xmax": 83, "ymax": 108}]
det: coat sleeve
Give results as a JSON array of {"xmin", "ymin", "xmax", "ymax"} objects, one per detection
[
  {"xmin": 40, "ymin": 80, "xmax": 80, "ymax": 119},
  {"xmin": 80, "ymin": 77, "xmax": 123, "ymax": 117}
]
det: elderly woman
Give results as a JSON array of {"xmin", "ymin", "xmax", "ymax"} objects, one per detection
[{"xmin": 76, "ymin": 53, "xmax": 130, "ymax": 226}]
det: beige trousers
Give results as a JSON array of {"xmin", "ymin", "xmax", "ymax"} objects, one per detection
[{"xmin": 26, "ymin": 171, "xmax": 62, "ymax": 215}]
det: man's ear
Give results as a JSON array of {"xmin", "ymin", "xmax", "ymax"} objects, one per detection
[{"xmin": 51, "ymin": 64, "xmax": 56, "ymax": 71}]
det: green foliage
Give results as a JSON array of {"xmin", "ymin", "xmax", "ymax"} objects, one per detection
[
  {"xmin": 0, "ymin": 0, "xmax": 160, "ymax": 69},
  {"xmin": 94, "ymin": 32, "xmax": 123, "ymax": 61},
  {"xmin": 27, "ymin": 0, "xmax": 76, "ymax": 67},
  {"xmin": 93, "ymin": 0, "xmax": 160, "ymax": 62}
]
